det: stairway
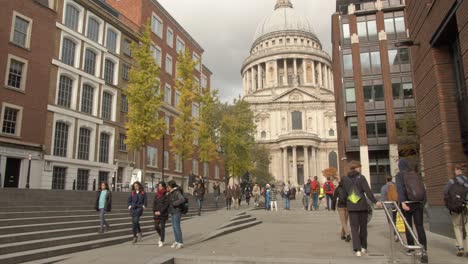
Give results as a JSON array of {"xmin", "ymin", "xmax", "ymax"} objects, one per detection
[{"xmin": 0, "ymin": 189, "xmax": 220, "ymax": 264}]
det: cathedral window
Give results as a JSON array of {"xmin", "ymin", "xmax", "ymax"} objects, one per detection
[
  {"xmin": 261, "ymin": 131, "xmax": 266, "ymax": 139},
  {"xmin": 291, "ymin": 111, "xmax": 302, "ymax": 130}
]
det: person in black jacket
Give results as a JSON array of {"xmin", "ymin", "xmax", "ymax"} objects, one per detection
[
  {"xmin": 153, "ymin": 182, "xmax": 169, "ymax": 248},
  {"xmin": 343, "ymin": 161, "xmax": 381, "ymax": 257},
  {"xmin": 128, "ymin": 181, "xmax": 147, "ymax": 243},
  {"xmin": 95, "ymin": 182, "xmax": 112, "ymax": 234},
  {"xmin": 168, "ymin": 180, "xmax": 186, "ymax": 249},
  {"xmin": 331, "ymin": 179, "xmax": 350, "ymax": 242}
]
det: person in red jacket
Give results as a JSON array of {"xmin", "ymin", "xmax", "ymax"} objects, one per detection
[{"xmin": 323, "ymin": 177, "xmax": 335, "ymax": 211}]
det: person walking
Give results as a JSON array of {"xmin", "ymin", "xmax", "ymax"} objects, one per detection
[
  {"xmin": 444, "ymin": 164, "xmax": 468, "ymax": 257},
  {"xmin": 194, "ymin": 182, "xmax": 205, "ymax": 216},
  {"xmin": 253, "ymin": 183, "xmax": 261, "ymax": 207},
  {"xmin": 281, "ymin": 182, "xmax": 291, "ymax": 210},
  {"xmin": 167, "ymin": 180, "xmax": 185, "ymax": 249},
  {"xmin": 324, "ymin": 177, "xmax": 335, "ymax": 211},
  {"xmin": 153, "ymin": 182, "xmax": 169, "ymax": 247},
  {"xmin": 380, "ymin": 175, "xmax": 399, "ymax": 242},
  {"xmin": 269, "ymin": 184, "xmax": 278, "ymax": 211},
  {"xmin": 265, "ymin": 185, "xmax": 271, "ymax": 211},
  {"xmin": 311, "ymin": 176, "xmax": 320, "ymax": 210},
  {"xmin": 213, "ymin": 182, "xmax": 221, "ymax": 208},
  {"xmin": 245, "ymin": 185, "xmax": 252, "ymax": 206},
  {"xmin": 331, "ymin": 179, "xmax": 351, "ymax": 242},
  {"xmin": 233, "ymin": 184, "xmax": 241, "ymax": 210},
  {"xmin": 343, "ymin": 161, "xmax": 381, "ymax": 257},
  {"xmin": 128, "ymin": 181, "xmax": 147, "ymax": 243},
  {"xmin": 303, "ymin": 179, "xmax": 312, "ymax": 210},
  {"xmin": 396, "ymin": 158, "xmax": 428, "ymax": 263},
  {"xmin": 225, "ymin": 185, "xmax": 233, "ymax": 210},
  {"xmin": 95, "ymin": 182, "xmax": 112, "ymax": 234}
]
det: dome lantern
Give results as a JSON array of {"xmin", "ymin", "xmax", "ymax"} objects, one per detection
[{"xmin": 275, "ymin": 0, "xmax": 293, "ymax": 10}]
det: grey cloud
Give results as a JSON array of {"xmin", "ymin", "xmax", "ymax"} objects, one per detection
[{"xmin": 158, "ymin": 0, "xmax": 336, "ymax": 102}]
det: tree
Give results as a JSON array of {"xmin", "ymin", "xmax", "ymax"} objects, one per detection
[
  {"xmin": 170, "ymin": 49, "xmax": 198, "ymax": 189},
  {"xmin": 198, "ymin": 89, "xmax": 219, "ymax": 165},
  {"xmin": 396, "ymin": 111, "xmax": 420, "ymax": 170},
  {"xmin": 322, "ymin": 167, "xmax": 338, "ymax": 180},
  {"xmin": 219, "ymin": 98, "xmax": 256, "ymax": 181},
  {"xmin": 250, "ymin": 144, "xmax": 274, "ymax": 186},
  {"xmin": 125, "ymin": 22, "xmax": 165, "ymax": 183}
]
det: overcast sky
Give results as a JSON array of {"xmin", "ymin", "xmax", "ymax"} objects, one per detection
[{"xmin": 158, "ymin": 0, "xmax": 336, "ymax": 102}]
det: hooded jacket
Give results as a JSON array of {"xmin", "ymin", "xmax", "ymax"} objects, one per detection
[
  {"xmin": 153, "ymin": 191, "xmax": 169, "ymax": 220},
  {"xmin": 343, "ymin": 170, "xmax": 377, "ymax": 212}
]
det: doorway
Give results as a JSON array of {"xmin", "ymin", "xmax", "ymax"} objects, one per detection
[
  {"xmin": 4, "ymin": 158, "xmax": 21, "ymax": 188},
  {"xmin": 297, "ymin": 164, "xmax": 304, "ymax": 186}
]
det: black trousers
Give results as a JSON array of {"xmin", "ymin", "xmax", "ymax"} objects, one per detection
[
  {"xmin": 132, "ymin": 215, "xmax": 141, "ymax": 236},
  {"xmin": 154, "ymin": 218, "xmax": 167, "ymax": 242},
  {"xmin": 226, "ymin": 198, "xmax": 232, "ymax": 209},
  {"xmin": 349, "ymin": 211, "xmax": 369, "ymax": 251},
  {"xmin": 403, "ymin": 202, "xmax": 427, "ymax": 250}
]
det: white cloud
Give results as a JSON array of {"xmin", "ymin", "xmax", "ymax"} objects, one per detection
[{"xmin": 158, "ymin": 0, "xmax": 336, "ymax": 102}]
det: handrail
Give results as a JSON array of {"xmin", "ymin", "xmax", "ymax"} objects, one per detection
[{"xmin": 382, "ymin": 201, "xmax": 425, "ymax": 263}]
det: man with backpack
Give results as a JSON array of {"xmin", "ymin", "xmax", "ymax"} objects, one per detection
[
  {"xmin": 303, "ymin": 179, "xmax": 312, "ymax": 210},
  {"xmin": 324, "ymin": 177, "xmax": 335, "ymax": 211},
  {"xmin": 395, "ymin": 158, "xmax": 428, "ymax": 263},
  {"xmin": 444, "ymin": 164, "xmax": 468, "ymax": 257},
  {"xmin": 343, "ymin": 161, "xmax": 381, "ymax": 257},
  {"xmin": 167, "ymin": 180, "xmax": 186, "ymax": 249},
  {"xmin": 380, "ymin": 175, "xmax": 399, "ymax": 242},
  {"xmin": 311, "ymin": 176, "xmax": 320, "ymax": 210},
  {"xmin": 194, "ymin": 182, "xmax": 205, "ymax": 216}
]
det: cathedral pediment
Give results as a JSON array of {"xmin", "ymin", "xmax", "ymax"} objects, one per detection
[{"xmin": 271, "ymin": 88, "xmax": 323, "ymax": 103}]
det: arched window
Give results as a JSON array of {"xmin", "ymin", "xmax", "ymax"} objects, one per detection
[
  {"xmin": 77, "ymin": 127, "xmax": 91, "ymax": 160},
  {"xmin": 64, "ymin": 4, "xmax": 80, "ymax": 31},
  {"xmin": 86, "ymin": 17, "xmax": 100, "ymax": 42},
  {"xmin": 261, "ymin": 131, "xmax": 266, "ymax": 139},
  {"xmin": 99, "ymin": 133, "xmax": 110, "ymax": 163},
  {"xmin": 106, "ymin": 29, "xmax": 117, "ymax": 53},
  {"xmin": 104, "ymin": 59, "xmax": 115, "ymax": 84},
  {"xmin": 53, "ymin": 122, "xmax": 69, "ymax": 157},
  {"xmin": 329, "ymin": 151, "xmax": 338, "ymax": 169},
  {"xmin": 81, "ymin": 84, "xmax": 94, "ymax": 114},
  {"xmin": 57, "ymin": 75, "xmax": 73, "ymax": 108},
  {"xmin": 101, "ymin": 91, "xmax": 113, "ymax": 120},
  {"xmin": 61, "ymin": 38, "xmax": 76, "ymax": 66},
  {"xmin": 291, "ymin": 111, "xmax": 302, "ymax": 130},
  {"xmin": 329, "ymin": 128, "xmax": 335, "ymax": 137},
  {"xmin": 83, "ymin": 49, "xmax": 97, "ymax": 75}
]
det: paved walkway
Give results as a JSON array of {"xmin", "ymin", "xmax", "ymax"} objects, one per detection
[{"xmin": 27, "ymin": 198, "xmax": 468, "ymax": 264}]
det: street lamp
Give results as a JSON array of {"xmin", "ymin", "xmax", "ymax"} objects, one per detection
[{"xmin": 26, "ymin": 155, "xmax": 32, "ymax": 189}]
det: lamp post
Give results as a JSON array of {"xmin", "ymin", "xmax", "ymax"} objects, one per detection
[
  {"xmin": 25, "ymin": 155, "xmax": 32, "ymax": 189},
  {"xmin": 161, "ymin": 135, "xmax": 165, "ymax": 183},
  {"xmin": 113, "ymin": 168, "xmax": 117, "ymax": 192}
]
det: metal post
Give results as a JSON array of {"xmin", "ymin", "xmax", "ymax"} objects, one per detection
[
  {"xmin": 26, "ymin": 155, "xmax": 32, "ymax": 189},
  {"xmin": 162, "ymin": 135, "xmax": 165, "ymax": 183},
  {"xmin": 113, "ymin": 168, "xmax": 117, "ymax": 192}
]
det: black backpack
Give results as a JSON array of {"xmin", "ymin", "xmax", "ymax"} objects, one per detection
[
  {"xmin": 446, "ymin": 177, "xmax": 468, "ymax": 214},
  {"xmin": 178, "ymin": 189, "xmax": 189, "ymax": 215},
  {"xmin": 325, "ymin": 182, "xmax": 332, "ymax": 192}
]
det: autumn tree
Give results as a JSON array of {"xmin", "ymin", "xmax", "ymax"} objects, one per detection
[
  {"xmin": 396, "ymin": 111, "xmax": 420, "ymax": 170},
  {"xmin": 250, "ymin": 144, "xmax": 274, "ymax": 186},
  {"xmin": 198, "ymin": 89, "xmax": 219, "ymax": 165},
  {"xmin": 125, "ymin": 22, "xmax": 165, "ymax": 182},
  {"xmin": 170, "ymin": 49, "xmax": 198, "ymax": 189},
  {"xmin": 322, "ymin": 167, "xmax": 338, "ymax": 181}
]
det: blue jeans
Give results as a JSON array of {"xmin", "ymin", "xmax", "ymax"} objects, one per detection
[
  {"xmin": 282, "ymin": 197, "xmax": 290, "ymax": 209},
  {"xmin": 99, "ymin": 209, "xmax": 109, "ymax": 229},
  {"xmin": 171, "ymin": 213, "xmax": 183, "ymax": 243},
  {"xmin": 326, "ymin": 194, "xmax": 333, "ymax": 210},
  {"xmin": 197, "ymin": 198, "xmax": 203, "ymax": 214},
  {"xmin": 214, "ymin": 195, "xmax": 219, "ymax": 208},
  {"xmin": 312, "ymin": 193, "xmax": 319, "ymax": 210},
  {"xmin": 132, "ymin": 215, "xmax": 141, "ymax": 236},
  {"xmin": 302, "ymin": 195, "xmax": 308, "ymax": 209}
]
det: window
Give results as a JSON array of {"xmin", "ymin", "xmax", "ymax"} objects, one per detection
[
  {"xmin": 329, "ymin": 129, "xmax": 335, "ymax": 137},
  {"xmin": 202, "ymin": 75, "xmax": 208, "ymax": 89},
  {"xmin": 151, "ymin": 14, "xmax": 163, "ymax": 38},
  {"xmin": 123, "ymin": 39, "xmax": 131, "ymax": 56},
  {"xmin": 342, "ymin": 23, "xmax": 350, "ymax": 40},
  {"xmin": 122, "ymin": 64, "xmax": 130, "ymax": 80},
  {"xmin": 261, "ymin": 131, "xmax": 266, "ymax": 139},
  {"xmin": 2, "ymin": 107, "xmax": 20, "ymax": 135},
  {"xmin": 119, "ymin": 133, "xmax": 127, "ymax": 151},
  {"xmin": 360, "ymin": 51, "xmax": 381, "ymax": 75},
  {"xmin": 363, "ymin": 84, "xmax": 384, "ymax": 102},
  {"xmin": 357, "ymin": 21, "xmax": 367, "ymax": 38},
  {"xmin": 350, "ymin": 120, "xmax": 358, "ymax": 139},
  {"xmin": 106, "ymin": 29, "xmax": 117, "ymax": 53},
  {"xmin": 81, "ymin": 84, "xmax": 94, "ymax": 114},
  {"xmin": 342, "ymin": 53, "xmax": 353, "ymax": 77},
  {"xmin": 291, "ymin": 111, "xmax": 302, "ymax": 130},
  {"xmin": 174, "ymin": 91, "xmax": 180, "ymax": 106},
  {"xmin": 164, "ymin": 151, "xmax": 169, "ymax": 169},
  {"xmin": 99, "ymin": 133, "xmax": 110, "ymax": 163},
  {"xmin": 101, "ymin": 91, "xmax": 113, "ymax": 120},
  {"xmin": 174, "ymin": 154, "xmax": 182, "ymax": 172},
  {"xmin": 366, "ymin": 117, "xmax": 387, "ymax": 138},
  {"xmin": 83, "ymin": 49, "xmax": 97, "ymax": 75},
  {"xmin": 329, "ymin": 151, "xmax": 338, "ymax": 168},
  {"xmin": 167, "ymin": 28, "xmax": 174, "ymax": 47},
  {"xmin": 388, "ymin": 48, "xmax": 410, "ymax": 72},
  {"xmin": 203, "ymin": 162, "xmax": 209, "ymax": 178},
  {"xmin": 384, "ymin": 13, "xmax": 406, "ymax": 38},
  {"xmin": 64, "ymin": 4, "xmax": 80, "ymax": 31},
  {"xmin": 120, "ymin": 94, "xmax": 128, "ymax": 113},
  {"xmin": 345, "ymin": 83, "xmax": 356, "ymax": 103},
  {"xmin": 192, "ymin": 104, "xmax": 199, "ymax": 118},
  {"xmin": 6, "ymin": 58, "xmax": 26, "ymax": 90},
  {"xmin": 176, "ymin": 37, "xmax": 185, "ymax": 54},
  {"xmin": 147, "ymin": 146, "xmax": 158, "ymax": 167},
  {"xmin": 165, "ymin": 55, "xmax": 173, "ymax": 75},
  {"xmin": 192, "ymin": 53, "xmax": 200, "ymax": 66},
  {"xmin": 394, "ymin": 17, "xmax": 405, "ymax": 33},
  {"xmin": 77, "ymin": 127, "xmax": 91, "ymax": 160},
  {"xmin": 392, "ymin": 80, "xmax": 413, "ymax": 100},
  {"xmin": 151, "ymin": 45, "xmax": 162, "ymax": 66},
  {"xmin": 99, "ymin": 171, "xmax": 109, "ymax": 185},
  {"xmin": 165, "ymin": 84, "xmax": 172, "ymax": 104},
  {"xmin": 57, "ymin": 75, "xmax": 73, "ymax": 108},
  {"xmin": 192, "ymin": 159, "xmax": 199, "ymax": 175},
  {"xmin": 77, "ymin": 169, "xmax": 89, "ymax": 190},
  {"xmin": 53, "ymin": 122, "xmax": 69, "ymax": 157},
  {"xmin": 357, "ymin": 16, "xmax": 377, "ymax": 41},
  {"xmin": 52, "ymin": 167, "xmax": 66, "ymax": 190},
  {"xmin": 86, "ymin": 17, "xmax": 100, "ymax": 42},
  {"xmin": 367, "ymin": 20, "xmax": 377, "ymax": 37},
  {"xmin": 165, "ymin": 115, "xmax": 170, "ymax": 134},
  {"xmin": 11, "ymin": 15, "xmax": 30, "ymax": 48},
  {"xmin": 104, "ymin": 59, "xmax": 115, "ymax": 84},
  {"xmin": 61, "ymin": 38, "xmax": 76, "ymax": 66}
]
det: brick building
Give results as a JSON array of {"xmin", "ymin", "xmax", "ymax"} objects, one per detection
[
  {"xmin": 405, "ymin": 0, "xmax": 468, "ymax": 236},
  {"xmin": 0, "ymin": 0, "xmax": 56, "ymax": 188},
  {"xmin": 332, "ymin": 0, "xmax": 415, "ymax": 192}
]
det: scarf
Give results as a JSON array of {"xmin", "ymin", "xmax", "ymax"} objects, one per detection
[{"xmin": 156, "ymin": 188, "xmax": 166, "ymax": 199}]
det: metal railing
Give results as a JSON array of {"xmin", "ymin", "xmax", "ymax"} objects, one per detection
[{"xmin": 382, "ymin": 201, "xmax": 425, "ymax": 264}]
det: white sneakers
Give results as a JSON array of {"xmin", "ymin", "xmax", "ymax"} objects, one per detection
[
  {"xmin": 170, "ymin": 242, "xmax": 183, "ymax": 249},
  {"xmin": 355, "ymin": 251, "xmax": 362, "ymax": 257},
  {"xmin": 158, "ymin": 240, "xmax": 164, "ymax": 248},
  {"xmin": 171, "ymin": 242, "xmax": 178, "ymax": 248},
  {"xmin": 356, "ymin": 248, "xmax": 367, "ymax": 257},
  {"xmin": 361, "ymin": 248, "xmax": 367, "ymax": 254}
]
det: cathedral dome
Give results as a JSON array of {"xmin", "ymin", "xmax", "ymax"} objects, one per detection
[{"xmin": 253, "ymin": 0, "xmax": 318, "ymax": 43}]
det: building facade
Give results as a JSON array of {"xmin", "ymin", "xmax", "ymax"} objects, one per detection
[
  {"xmin": 405, "ymin": 0, "xmax": 468, "ymax": 236},
  {"xmin": 332, "ymin": 0, "xmax": 414, "ymax": 192},
  {"xmin": 242, "ymin": 0, "xmax": 338, "ymax": 186},
  {"xmin": 0, "ymin": 0, "xmax": 224, "ymax": 191},
  {"xmin": 0, "ymin": 0, "xmax": 56, "ymax": 189}
]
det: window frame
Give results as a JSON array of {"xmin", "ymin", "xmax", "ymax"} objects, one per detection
[
  {"xmin": 101, "ymin": 90, "xmax": 114, "ymax": 121},
  {"xmin": 166, "ymin": 27, "xmax": 174, "ymax": 47},
  {"xmin": 151, "ymin": 45, "xmax": 162, "ymax": 66},
  {"xmin": 63, "ymin": 1, "xmax": 83, "ymax": 33},
  {"xmin": 77, "ymin": 127, "xmax": 92, "ymax": 160},
  {"xmin": 164, "ymin": 84, "xmax": 172, "ymax": 104},
  {"xmin": 85, "ymin": 13, "xmax": 103, "ymax": 44},
  {"xmin": 118, "ymin": 133, "xmax": 127, "ymax": 151},
  {"xmin": 165, "ymin": 55, "xmax": 173, "ymax": 75},
  {"xmin": 53, "ymin": 121, "xmax": 70, "ymax": 157},
  {"xmin": 176, "ymin": 37, "xmax": 185, "ymax": 54},
  {"xmin": 10, "ymin": 11, "xmax": 33, "ymax": 49},
  {"xmin": 4, "ymin": 54, "xmax": 28, "ymax": 92},
  {"xmin": 52, "ymin": 167, "xmax": 67, "ymax": 190},
  {"xmin": 104, "ymin": 24, "xmax": 120, "ymax": 54},
  {"xmin": 80, "ymin": 83, "xmax": 95, "ymax": 115},
  {"xmin": 146, "ymin": 146, "xmax": 158, "ymax": 168},
  {"xmin": 0, "ymin": 103, "xmax": 23, "ymax": 137},
  {"xmin": 151, "ymin": 13, "xmax": 163, "ymax": 39},
  {"xmin": 77, "ymin": 169, "xmax": 89, "ymax": 191},
  {"xmin": 98, "ymin": 132, "xmax": 111, "ymax": 163}
]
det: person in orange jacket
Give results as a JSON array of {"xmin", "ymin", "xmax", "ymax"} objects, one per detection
[{"xmin": 323, "ymin": 177, "xmax": 335, "ymax": 211}]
